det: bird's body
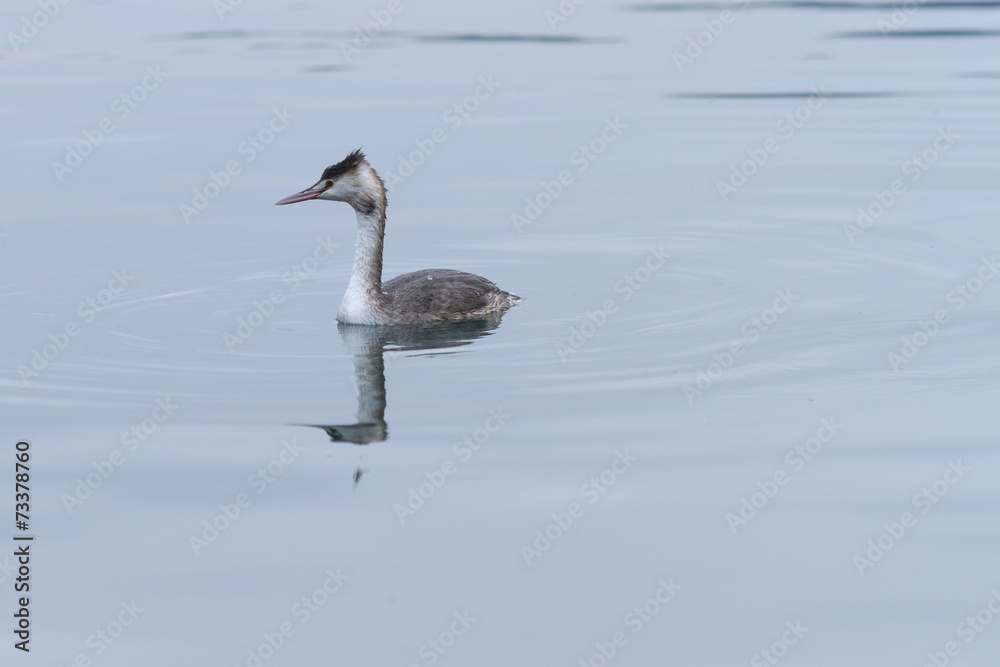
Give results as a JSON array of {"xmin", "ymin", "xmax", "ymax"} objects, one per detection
[{"xmin": 276, "ymin": 150, "xmax": 519, "ymax": 325}]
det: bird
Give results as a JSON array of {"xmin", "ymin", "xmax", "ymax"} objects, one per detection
[{"xmin": 275, "ymin": 150, "xmax": 520, "ymax": 325}]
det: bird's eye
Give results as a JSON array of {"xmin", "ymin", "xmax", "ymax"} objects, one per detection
[{"xmin": 325, "ymin": 180, "xmax": 333, "ymax": 189}]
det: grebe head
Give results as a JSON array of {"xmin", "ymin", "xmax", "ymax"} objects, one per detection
[{"xmin": 275, "ymin": 149, "xmax": 384, "ymax": 213}]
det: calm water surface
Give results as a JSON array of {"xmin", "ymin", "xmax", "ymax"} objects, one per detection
[{"xmin": 2, "ymin": 1, "xmax": 999, "ymax": 665}]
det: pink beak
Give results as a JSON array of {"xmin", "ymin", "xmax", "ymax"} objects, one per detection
[{"xmin": 275, "ymin": 187, "xmax": 324, "ymax": 205}]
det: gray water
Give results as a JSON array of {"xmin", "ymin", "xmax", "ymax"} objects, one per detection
[{"xmin": 2, "ymin": 0, "xmax": 1000, "ymax": 665}]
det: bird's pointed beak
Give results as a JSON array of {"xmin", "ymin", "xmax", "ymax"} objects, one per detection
[{"xmin": 275, "ymin": 186, "xmax": 324, "ymax": 206}]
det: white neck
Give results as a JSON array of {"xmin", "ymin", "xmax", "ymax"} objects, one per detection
[{"xmin": 338, "ymin": 205, "xmax": 386, "ymax": 324}]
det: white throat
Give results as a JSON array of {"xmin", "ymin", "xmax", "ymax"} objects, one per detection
[{"xmin": 337, "ymin": 205, "xmax": 386, "ymax": 324}]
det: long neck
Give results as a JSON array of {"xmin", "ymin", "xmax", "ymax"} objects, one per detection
[
  {"xmin": 352, "ymin": 344, "xmax": 386, "ymax": 426},
  {"xmin": 344, "ymin": 193, "xmax": 387, "ymax": 302}
]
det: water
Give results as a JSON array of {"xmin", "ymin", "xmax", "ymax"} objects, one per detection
[{"xmin": 2, "ymin": 1, "xmax": 1000, "ymax": 665}]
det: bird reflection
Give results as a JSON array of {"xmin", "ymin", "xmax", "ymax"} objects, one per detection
[{"xmin": 300, "ymin": 316, "xmax": 505, "ymax": 482}]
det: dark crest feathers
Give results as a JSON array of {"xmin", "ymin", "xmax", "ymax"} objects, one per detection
[{"xmin": 321, "ymin": 149, "xmax": 367, "ymax": 181}]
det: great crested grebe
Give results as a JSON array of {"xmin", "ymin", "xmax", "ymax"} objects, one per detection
[{"xmin": 275, "ymin": 150, "xmax": 520, "ymax": 325}]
